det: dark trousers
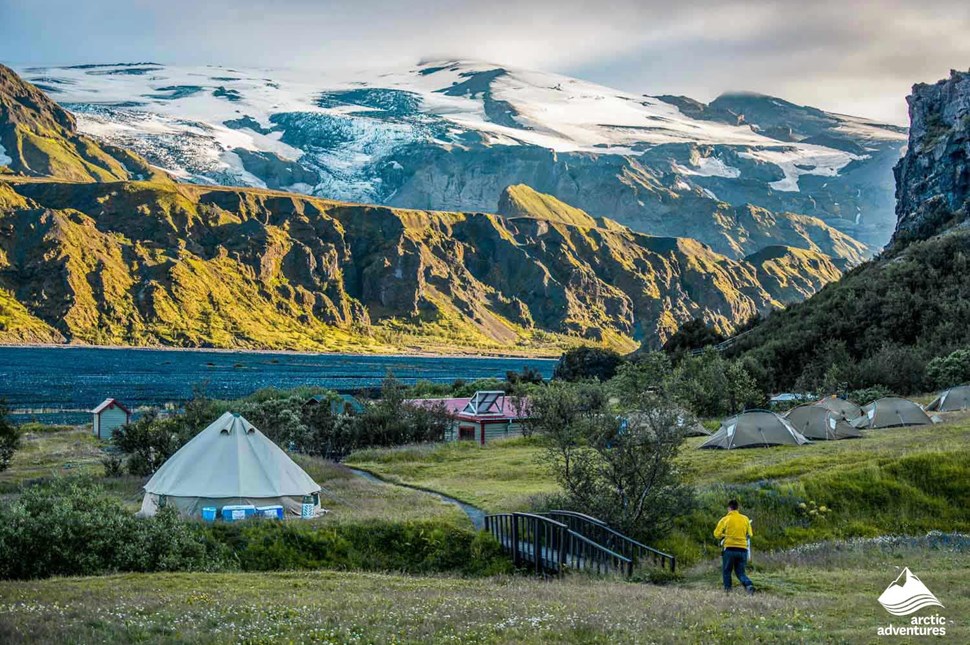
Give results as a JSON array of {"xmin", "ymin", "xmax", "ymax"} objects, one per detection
[{"xmin": 721, "ymin": 547, "xmax": 753, "ymax": 590}]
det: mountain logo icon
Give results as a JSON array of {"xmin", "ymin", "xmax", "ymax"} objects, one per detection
[{"xmin": 878, "ymin": 568, "xmax": 944, "ymax": 616}]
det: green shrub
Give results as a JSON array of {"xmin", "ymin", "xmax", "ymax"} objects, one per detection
[
  {"xmin": 0, "ymin": 478, "xmax": 229, "ymax": 579},
  {"xmin": 206, "ymin": 518, "xmax": 511, "ymax": 576},
  {"xmin": 926, "ymin": 347, "xmax": 970, "ymax": 389}
]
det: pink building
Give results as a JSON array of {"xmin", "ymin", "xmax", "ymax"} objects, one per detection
[{"xmin": 405, "ymin": 391, "xmax": 530, "ymax": 445}]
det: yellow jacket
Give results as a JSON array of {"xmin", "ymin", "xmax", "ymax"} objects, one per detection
[{"xmin": 714, "ymin": 510, "xmax": 753, "ymax": 549}]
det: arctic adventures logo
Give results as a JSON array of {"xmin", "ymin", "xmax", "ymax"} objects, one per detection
[{"xmin": 876, "ymin": 568, "xmax": 947, "ymax": 637}]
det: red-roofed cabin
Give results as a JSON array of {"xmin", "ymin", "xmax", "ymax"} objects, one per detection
[
  {"xmin": 405, "ymin": 391, "xmax": 530, "ymax": 445},
  {"xmin": 91, "ymin": 398, "xmax": 131, "ymax": 440}
]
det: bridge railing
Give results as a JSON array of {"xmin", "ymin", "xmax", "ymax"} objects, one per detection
[
  {"xmin": 562, "ymin": 528, "xmax": 633, "ymax": 576},
  {"xmin": 484, "ymin": 512, "xmax": 635, "ymax": 577},
  {"xmin": 540, "ymin": 510, "xmax": 677, "ymax": 573}
]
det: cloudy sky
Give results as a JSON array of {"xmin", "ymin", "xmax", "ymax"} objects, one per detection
[{"xmin": 2, "ymin": 0, "xmax": 968, "ymax": 124}]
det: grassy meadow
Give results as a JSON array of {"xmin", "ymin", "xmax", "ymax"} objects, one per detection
[
  {"xmin": 0, "ymin": 534, "xmax": 966, "ymax": 643},
  {"xmin": 347, "ymin": 413, "xmax": 970, "ymax": 565},
  {"xmin": 1, "ymin": 414, "xmax": 968, "ymax": 643}
]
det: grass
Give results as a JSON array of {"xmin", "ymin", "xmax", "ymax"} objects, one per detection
[
  {"xmin": 0, "ymin": 534, "xmax": 965, "ymax": 643},
  {"xmin": 347, "ymin": 437, "xmax": 555, "ymax": 512},
  {"xmin": 346, "ymin": 414, "xmax": 970, "ymax": 566}
]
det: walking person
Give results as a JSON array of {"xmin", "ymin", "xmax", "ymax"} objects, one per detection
[{"xmin": 713, "ymin": 499, "xmax": 755, "ymax": 594}]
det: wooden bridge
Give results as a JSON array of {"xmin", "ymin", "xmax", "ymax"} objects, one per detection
[{"xmin": 483, "ymin": 510, "xmax": 676, "ymax": 577}]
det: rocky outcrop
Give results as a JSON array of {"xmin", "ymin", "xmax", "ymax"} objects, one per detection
[{"xmin": 893, "ymin": 69, "xmax": 970, "ymax": 244}]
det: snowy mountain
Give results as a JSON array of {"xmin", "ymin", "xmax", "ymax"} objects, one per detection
[{"xmin": 21, "ymin": 60, "xmax": 906, "ymax": 252}]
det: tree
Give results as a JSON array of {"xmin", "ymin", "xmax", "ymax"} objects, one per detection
[
  {"xmin": 0, "ymin": 400, "xmax": 21, "ymax": 472},
  {"xmin": 667, "ymin": 349, "xmax": 763, "ymax": 417},
  {"xmin": 609, "ymin": 352, "xmax": 672, "ymax": 404},
  {"xmin": 662, "ymin": 318, "xmax": 725, "ymax": 355},
  {"xmin": 531, "ymin": 384, "xmax": 694, "ymax": 540},
  {"xmin": 112, "ymin": 410, "xmax": 186, "ymax": 476},
  {"xmin": 553, "ymin": 347, "xmax": 624, "ymax": 382}
]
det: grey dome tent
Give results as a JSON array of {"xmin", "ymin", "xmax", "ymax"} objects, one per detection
[
  {"xmin": 926, "ymin": 385, "xmax": 970, "ymax": 412},
  {"xmin": 851, "ymin": 398, "xmax": 933, "ymax": 429},
  {"xmin": 139, "ymin": 412, "xmax": 322, "ymax": 518},
  {"xmin": 785, "ymin": 405, "xmax": 863, "ymax": 440},
  {"xmin": 815, "ymin": 396, "xmax": 863, "ymax": 421},
  {"xmin": 700, "ymin": 410, "xmax": 810, "ymax": 449}
]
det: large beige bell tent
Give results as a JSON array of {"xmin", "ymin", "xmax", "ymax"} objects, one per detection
[
  {"xmin": 139, "ymin": 412, "xmax": 322, "ymax": 518},
  {"xmin": 785, "ymin": 405, "xmax": 863, "ymax": 440},
  {"xmin": 851, "ymin": 398, "xmax": 934, "ymax": 429},
  {"xmin": 814, "ymin": 396, "xmax": 863, "ymax": 421},
  {"xmin": 699, "ymin": 410, "xmax": 810, "ymax": 449},
  {"xmin": 926, "ymin": 385, "xmax": 970, "ymax": 412}
]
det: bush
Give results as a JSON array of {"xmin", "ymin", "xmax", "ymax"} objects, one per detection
[
  {"xmin": 0, "ymin": 400, "xmax": 20, "ymax": 472},
  {"xmin": 0, "ymin": 479, "xmax": 229, "ymax": 580},
  {"xmin": 112, "ymin": 410, "xmax": 188, "ymax": 476},
  {"xmin": 530, "ymin": 384, "xmax": 694, "ymax": 542},
  {"xmin": 926, "ymin": 347, "xmax": 970, "ymax": 389},
  {"xmin": 0, "ymin": 479, "xmax": 512, "ymax": 580},
  {"xmin": 205, "ymin": 518, "xmax": 512, "ymax": 576},
  {"xmin": 662, "ymin": 318, "xmax": 726, "ymax": 354},
  {"xmin": 845, "ymin": 385, "xmax": 894, "ymax": 406}
]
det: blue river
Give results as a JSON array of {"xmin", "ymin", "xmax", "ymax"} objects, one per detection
[{"xmin": 0, "ymin": 346, "xmax": 555, "ymax": 425}]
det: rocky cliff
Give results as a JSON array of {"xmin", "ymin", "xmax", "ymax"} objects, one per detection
[
  {"xmin": 893, "ymin": 69, "xmax": 970, "ymax": 244},
  {"xmin": 729, "ymin": 70, "xmax": 970, "ymax": 392}
]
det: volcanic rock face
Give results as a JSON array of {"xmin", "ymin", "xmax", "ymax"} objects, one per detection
[{"xmin": 893, "ymin": 69, "xmax": 970, "ymax": 243}]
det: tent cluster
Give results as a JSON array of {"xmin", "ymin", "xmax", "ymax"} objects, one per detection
[
  {"xmin": 700, "ymin": 390, "xmax": 948, "ymax": 450},
  {"xmin": 139, "ymin": 412, "xmax": 323, "ymax": 519}
]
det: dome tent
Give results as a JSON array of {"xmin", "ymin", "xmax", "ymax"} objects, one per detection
[
  {"xmin": 139, "ymin": 412, "xmax": 322, "ymax": 518},
  {"xmin": 851, "ymin": 397, "xmax": 934, "ymax": 429},
  {"xmin": 926, "ymin": 385, "xmax": 970, "ymax": 412},
  {"xmin": 699, "ymin": 410, "xmax": 810, "ymax": 449},
  {"xmin": 815, "ymin": 396, "xmax": 863, "ymax": 421},
  {"xmin": 785, "ymin": 405, "xmax": 863, "ymax": 440}
]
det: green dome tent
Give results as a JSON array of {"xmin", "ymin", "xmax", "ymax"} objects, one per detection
[
  {"xmin": 926, "ymin": 385, "xmax": 970, "ymax": 412},
  {"xmin": 785, "ymin": 405, "xmax": 863, "ymax": 440},
  {"xmin": 851, "ymin": 398, "xmax": 934, "ymax": 429},
  {"xmin": 700, "ymin": 411, "xmax": 810, "ymax": 449},
  {"xmin": 815, "ymin": 396, "xmax": 863, "ymax": 421},
  {"xmin": 139, "ymin": 412, "xmax": 322, "ymax": 518}
]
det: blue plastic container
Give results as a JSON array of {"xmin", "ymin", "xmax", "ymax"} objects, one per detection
[
  {"xmin": 201, "ymin": 507, "xmax": 217, "ymax": 522},
  {"xmin": 221, "ymin": 504, "xmax": 256, "ymax": 522},
  {"xmin": 256, "ymin": 505, "xmax": 284, "ymax": 520}
]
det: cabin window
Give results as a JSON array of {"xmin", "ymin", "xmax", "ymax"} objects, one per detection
[{"xmin": 458, "ymin": 425, "xmax": 476, "ymax": 441}]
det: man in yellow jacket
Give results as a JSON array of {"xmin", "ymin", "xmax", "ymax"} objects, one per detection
[{"xmin": 713, "ymin": 499, "xmax": 755, "ymax": 594}]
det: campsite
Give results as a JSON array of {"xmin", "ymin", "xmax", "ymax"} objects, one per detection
[
  {"xmin": 1, "ymin": 351, "xmax": 968, "ymax": 642},
  {"xmin": 0, "ymin": 18, "xmax": 969, "ymax": 640}
]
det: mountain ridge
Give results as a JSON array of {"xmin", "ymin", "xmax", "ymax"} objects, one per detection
[
  {"xmin": 18, "ymin": 59, "xmax": 903, "ymax": 250},
  {"xmin": 0, "ymin": 63, "xmax": 851, "ymax": 355}
]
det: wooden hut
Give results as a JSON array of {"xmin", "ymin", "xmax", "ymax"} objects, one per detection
[{"xmin": 91, "ymin": 398, "xmax": 131, "ymax": 440}]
